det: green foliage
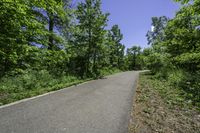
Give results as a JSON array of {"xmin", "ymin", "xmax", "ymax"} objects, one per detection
[
  {"xmin": 1, "ymin": 70, "xmax": 52, "ymax": 91},
  {"xmin": 178, "ymin": 72, "xmax": 200, "ymax": 106},
  {"xmin": 146, "ymin": 16, "xmax": 169, "ymax": 46},
  {"xmin": 174, "ymin": 0, "xmax": 191, "ymax": 4},
  {"xmin": 174, "ymin": 0, "xmax": 200, "ymax": 4},
  {"xmin": 126, "ymin": 46, "xmax": 144, "ymax": 70},
  {"xmin": 108, "ymin": 25, "xmax": 125, "ymax": 69},
  {"xmin": 0, "ymin": 67, "xmax": 122, "ymax": 105},
  {"xmin": 140, "ymin": 72, "xmax": 199, "ymax": 111},
  {"xmin": 0, "ymin": 69, "xmax": 86, "ymax": 104},
  {"xmin": 144, "ymin": 1, "xmax": 200, "ymax": 107},
  {"xmin": 1, "ymin": 0, "xmax": 199, "ymax": 107},
  {"xmin": 100, "ymin": 67, "xmax": 121, "ymax": 76},
  {"xmin": 0, "ymin": 0, "xmax": 133, "ymax": 105},
  {"xmin": 0, "ymin": 0, "xmax": 70, "ymax": 76},
  {"xmin": 74, "ymin": 0, "xmax": 109, "ymax": 77}
]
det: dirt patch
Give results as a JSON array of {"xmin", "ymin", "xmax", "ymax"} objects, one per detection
[{"xmin": 129, "ymin": 74, "xmax": 200, "ymax": 133}]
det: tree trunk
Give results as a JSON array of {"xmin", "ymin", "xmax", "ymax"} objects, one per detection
[
  {"xmin": 48, "ymin": 14, "xmax": 54, "ymax": 50},
  {"xmin": 133, "ymin": 52, "xmax": 136, "ymax": 70}
]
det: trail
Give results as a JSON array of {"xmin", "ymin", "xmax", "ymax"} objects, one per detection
[{"xmin": 0, "ymin": 71, "xmax": 138, "ymax": 133}]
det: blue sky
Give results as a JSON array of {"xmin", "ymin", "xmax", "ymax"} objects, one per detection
[{"xmin": 100, "ymin": 0, "xmax": 180, "ymax": 49}]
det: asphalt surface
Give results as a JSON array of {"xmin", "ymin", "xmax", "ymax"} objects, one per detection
[{"xmin": 0, "ymin": 71, "xmax": 138, "ymax": 133}]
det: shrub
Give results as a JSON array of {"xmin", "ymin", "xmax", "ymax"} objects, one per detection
[
  {"xmin": 179, "ymin": 71, "xmax": 200, "ymax": 106},
  {"xmin": 167, "ymin": 69, "xmax": 185, "ymax": 86},
  {"xmin": 0, "ymin": 69, "xmax": 52, "ymax": 92}
]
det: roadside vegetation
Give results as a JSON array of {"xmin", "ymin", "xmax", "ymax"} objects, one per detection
[
  {"xmin": 129, "ymin": 0, "xmax": 200, "ymax": 132},
  {"xmin": 142, "ymin": 0, "xmax": 200, "ymax": 109},
  {"xmin": 129, "ymin": 73, "xmax": 200, "ymax": 133},
  {"xmin": 0, "ymin": 68, "xmax": 121, "ymax": 105},
  {"xmin": 0, "ymin": 1, "xmax": 200, "ymax": 130},
  {"xmin": 0, "ymin": 0, "xmax": 143, "ymax": 105}
]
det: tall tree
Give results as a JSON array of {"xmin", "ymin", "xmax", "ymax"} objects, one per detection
[
  {"xmin": 31, "ymin": 0, "xmax": 67, "ymax": 50},
  {"xmin": 108, "ymin": 25, "xmax": 125, "ymax": 69},
  {"xmin": 75, "ymin": 0, "xmax": 109, "ymax": 77},
  {"xmin": 143, "ymin": 1, "xmax": 200, "ymax": 104},
  {"xmin": 146, "ymin": 16, "xmax": 169, "ymax": 46},
  {"xmin": 0, "ymin": 0, "xmax": 47, "ymax": 75},
  {"xmin": 164, "ymin": 5, "xmax": 200, "ymax": 72}
]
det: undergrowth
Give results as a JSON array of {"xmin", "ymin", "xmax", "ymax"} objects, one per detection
[
  {"xmin": 142, "ymin": 72, "xmax": 200, "ymax": 111},
  {"xmin": 0, "ymin": 68, "xmax": 121, "ymax": 105}
]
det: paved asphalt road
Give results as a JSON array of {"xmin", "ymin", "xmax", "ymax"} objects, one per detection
[{"xmin": 0, "ymin": 71, "xmax": 139, "ymax": 133}]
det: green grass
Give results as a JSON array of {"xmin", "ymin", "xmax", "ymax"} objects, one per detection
[
  {"xmin": 0, "ymin": 69, "xmax": 122, "ymax": 106},
  {"xmin": 140, "ymin": 72, "xmax": 199, "ymax": 111}
]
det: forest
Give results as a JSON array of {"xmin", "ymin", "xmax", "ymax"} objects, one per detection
[
  {"xmin": 144, "ymin": 0, "xmax": 200, "ymax": 108},
  {"xmin": 0, "ymin": 0, "xmax": 199, "ymax": 108},
  {"xmin": 0, "ymin": 0, "xmax": 143, "ymax": 104}
]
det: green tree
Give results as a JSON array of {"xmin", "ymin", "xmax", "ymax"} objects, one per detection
[
  {"xmin": 146, "ymin": 16, "xmax": 169, "ymax": 46},
  {"xmin": 144, "ymin": 1, "xmax": 200, "ymax": 105},
  {"xmin": 145, "ymin": 16, "xmax": 170, "ymax": 75},
  {"xmin": 75, "ymin": 0, "xmax": 109, "ymax": 77},
  {"xmin": 108, "ymin": 25, "xmax": 125, "ymax": 69},
  {"xmin": 165, "ymin": 2, "xmax": 200, "ymax": 105},
  {"xmin": 164, "ymin": 5, "xmax": 200, "ymax": 72},
  {"xmin": 126, "ymin": 46, "xmax": 142, "ymax": 70},
  {"xmin": 33, "ymin": 0, "xmax": 67, "ymax": 50},
  {"xmin": 0, "ymin": 0, "xmax": 48, "ymax": 76}
]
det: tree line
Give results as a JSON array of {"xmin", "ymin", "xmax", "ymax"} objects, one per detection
[
  {"xmin": 0, "ymin": 0, "xmax": 141, "ymax": 81},
  {"xmin": 143, "ymin": 0, "xmax": 200, "ymax": 106},
  {"xmin": 1, "ymin": 0, "xmax": 199, "ymax": 106}
]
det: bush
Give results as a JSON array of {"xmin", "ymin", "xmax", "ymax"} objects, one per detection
[
  {"xmin": 153, "ymin": 69, "xmax": 200, "ymax": 108},
  {"xmin": 167, "ymin": 69, "xmax": 185, "ymax": 86},
  {"xmin": 0, "ymin": 69, "xmax": 81, "ymax": 93},
  {"xmin": 179, "ymin": 72, "xmax": 200, "ymax": 106},
  {"xmin": 0, "ymin": 69, "xmax": 52, "ymax": 92},
  {"xmin": 0, "ymin": 69, "xmax": 84, "ymax": 105}
]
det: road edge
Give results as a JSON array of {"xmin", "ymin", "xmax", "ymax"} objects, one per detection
[{"xmin": 0, "ymin": 71, "xmax": 128, "ymax": 109}]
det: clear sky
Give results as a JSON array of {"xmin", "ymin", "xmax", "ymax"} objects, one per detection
[{"xmin": 101, "ymin": 0, "xmax": 180, "ymax": 49}]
